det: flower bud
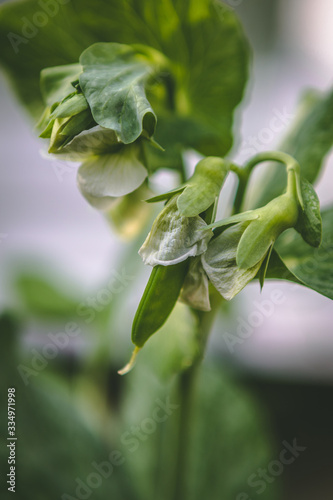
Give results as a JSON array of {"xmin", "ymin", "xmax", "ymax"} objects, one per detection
[
  {"xmin": 146, "ymin": 156, "xmax": 229, "ymax": 217},
  {"xmin": 40, "ymin": 92, "xmax": 96, "ymax": 153},
  {"xmin": 202, "ymin": 165, "xmax": 303, "ymax": 299}
]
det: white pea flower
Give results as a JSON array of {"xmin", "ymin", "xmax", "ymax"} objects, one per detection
[{"xmin": 139, "ymin": 195, "xmax": 213, "ymax": 267}]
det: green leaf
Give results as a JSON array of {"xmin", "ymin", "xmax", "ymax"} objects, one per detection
[
  {"xmin": 121, "ymin": 362, "xmax": 278, "ymax": 500},
  {"xmin": 186, "ymin": 364, "xmax": 278, "ymax": 500},
  {"xmin": 264, "ymin": 249, "xmax": 302, "ymax": 284},
  {"xmin": 0, "ymin": 317, "xmax": 136, "ymax": 500},
  {"xmin": 15, "ymin": 273, "xmax": 79, "ymax": 319},
  {"xmin": 237, "ymin": 220, "xmax": 274, "ymax": 270},
  {"xmin": 40, "ymin": 64, "xmax": 82, "ymax": 107},
  {"xmin": 295, "ymin": 177, "xmax": 322, "ymax": 247},
  {"xmin": 0, "ymin": 0, "xmax": 249, "ymax": 155},
  {"xmin": 274, "ymin": 207, "xmax": 333, "ymax": 299},
  {"xmin": 252, "ymin": 89, "xmax": 333, "ymax": 207},
  {"xmin": 79, "ymin": 43, "xmax": 158, "ymax": 143},
  {"xmin": 142, "ymin": 137, "xmax": 184, "ymax": 174},
  {"xmin": 258, "ymin": 244, "xmax": 273, "ymax": 290}
]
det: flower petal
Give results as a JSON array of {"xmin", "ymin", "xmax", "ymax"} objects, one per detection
[
  {"xmin": 51, "ymin": 126, "xmax": 121, "ymax": 161},
  {"xmin": 179, "ymin": 257, "xmax": 211, "ymax": 311},
  {"xmin": 77, "ymin": 144, "xmax": 148, "ymax": 207},
  {"xmin": 202, "ymin": 222, "xmax": 264, "ymax": 300},
  {"xmin": 139, "ymin": 196, "xmax": 213, "ymax": 266}
]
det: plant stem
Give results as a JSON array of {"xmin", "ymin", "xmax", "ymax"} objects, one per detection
[
  {"xmin": 229, "ymin": 163, "xmax": 250, "ymax": 214},
  {"xmin": 231, "ymin": 150, "xmax": 302, "ymax": 213},
  {"xmin": 233, "ymin": 173, "xmax": 250, "ymax": 214},
  {"xmin": 172, "ymin": 291, "xmax": 222, "ymax": 500},
  {"xmin": 172, "ymin": 364, "xmax": 197, "ymax": 500}
]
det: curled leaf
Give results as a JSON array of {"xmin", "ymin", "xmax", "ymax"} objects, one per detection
[{"xmin": 79, "ymin": 43, "xmax": 159, "ymax": 144}]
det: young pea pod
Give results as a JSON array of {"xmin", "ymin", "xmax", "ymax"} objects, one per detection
[
  {"xmin": 132, "ymin": 261, "xmax": 189, "ymax": 348},
  {"xmin": 121, "ymin": 191, "xmax": 213, "ymax": 374}
]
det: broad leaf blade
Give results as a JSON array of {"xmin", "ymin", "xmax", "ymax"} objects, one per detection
[
  {"xmin": 0, "ymin": 0, "xmax": 249, "ymax": 156},
  {"xmin": 79, "ymin": 43, "xmax": 157, "ymax": 144},
  {"xmin": 252, "ymin": 90, "xmax": 333, "ymax": 208},
  {"xmin": 274, "ymin": 207, "xmax": 333, "ymax": 300},
  {"xmin": 264, "ymin": 249, "xmax": 302, "ymax": 285}
]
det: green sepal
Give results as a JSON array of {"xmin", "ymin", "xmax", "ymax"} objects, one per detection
[
  {"xmin": 204, "ymin": 210, "xmax": 259, "ymax": 231},
  {"xmin": 177, "ymin": 157, "xmax": 229, "ymax": 217},
  {"xmin": 236, "ymin": 219, "xmax": 274, "ymax": 270},
  {"xmin": 146, "ymin": 186, "xmax": 185, "ymax": 204},
  {"xmin": 37, "ymin": 102, "xmax": 59, "ymax": 138},
  {"xmin": 48, "ymin": 109, "xmax": 96, "ymax": 153},
  {"xmin": 51, "ymin": 92, "xmax": 89, "ymax": 119},
  {"xmin": 147, "ymin": 157, "xmax": 229, "ymax": 217},
  {"xmin": 258, "ymin": 244, "xmax": 273, "ymax": 290}
]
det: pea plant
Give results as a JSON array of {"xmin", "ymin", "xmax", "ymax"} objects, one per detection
[{"xmin": 1, "ymin": 0, "xmax": 333, "ymax": 497}]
